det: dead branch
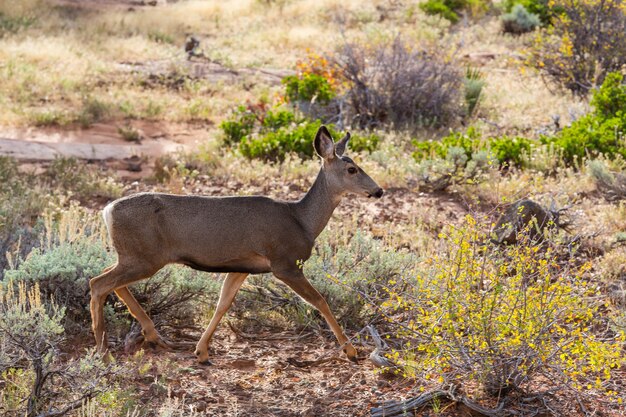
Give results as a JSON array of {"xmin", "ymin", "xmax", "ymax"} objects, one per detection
[
  {"xmin": 226, "ymin": 321, "xmax": 314, "ymax": 341},
  {"xmin": 370, "ymin": 386, "xmax": 512, "ymax": 417},
  {"xmin": 286, "ymin": 356, "xmax": 349, "ymax": 368}
]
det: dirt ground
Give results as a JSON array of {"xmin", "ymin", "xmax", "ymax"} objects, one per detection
[{"xmin": 124, "ymin": 327, "xmax": 396, "ymax": 417}]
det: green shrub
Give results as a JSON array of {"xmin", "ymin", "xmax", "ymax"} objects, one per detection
[
  {"xmin": 545, "ymin": 114, "xmax": 626, "ymax": 164},
  {"xmin": 420, "ymin": 0, "xmax": 490, "ymax": 23},
  {"xmin": 221, "ymin": 104, "xmax": 379, "ymax": 161},
  {"xmin": 283, "ymin": 73, "xmax": 335, "ymax": 104},
  {"xmin": 543, "ymin": 73, "xmax": 626, "ymax": 164},
  {"xmin": 4, "ymin": 240, "xmax": 113, "ymax": 330},
  {"xmin": 502, "ymin": 4, "xmax": 541, "ymax": 34},
  {"xmin": 591, "ymin": 72, "xmax": 626, "ymax": 119},
  {"xmin": 420, "ymin": 0, "xmax": 461, "ymax": 23},
  {"xmin": 262, "ymin": 108, "xmax": 296, "ymax": 130},
  {"xmin": 490, "ymin": 135, "xmax": 532, "ymax": 167},
  {"xmin": 414, "ymin": 129, "xmax": 532, "ymax": 169},
  {"xmin": 220, "ymin": 105, "xmax": 257, "ymax": 145},
  {"xmin": 239, "ymin": 120, "xmax": 379, "ymax": 161}
]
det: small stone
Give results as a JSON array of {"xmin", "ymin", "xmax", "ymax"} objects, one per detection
[
  {"xmin": 195, "ymin": 401, "xmax": 207, "ymax": 412},
  {"xmin": 148, "ymin": 382, "xmax": 168, "ymax": 397}
]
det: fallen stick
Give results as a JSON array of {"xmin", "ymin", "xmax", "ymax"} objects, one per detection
[
  {"xmin": 371, "ymin": 386, "xmax": 509, "ymax": 417},
  {"xmin": 226, "ymin": 321, "xmax": 314, "ymax": 341},
  {"xmin": 286, "ymin": 356, "xmax": 349, "ymax": 368}
]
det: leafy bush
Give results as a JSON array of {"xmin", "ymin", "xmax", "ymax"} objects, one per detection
[
  {"xmin": 490, "ymin": 135, "xmax": 532, "ymax": 167},
  {"xmin": 420, "ymin": 0, "xmax": 462, "ymax": 23},
  {"xmin": 333, "ymin": 38, "xmax": 463, "ymax": 129},
  {"xmin": 502, "ymin": 4, "xmax": 540, "ymax": 34},
  {"xmin": 283, "ymin": 73, "xmax": 335, "ymax": 104},
  {"xmin": 528, "ymin": 0, "xmax": 626, "ymax": 95},
  {"xmin": 382, "ymin": 217, "xmax": 623, "ymax": 410},
  {"xmin": 591, "ymin": 72, "xmax": 626, "ymax": 119},
  {"xmin": 220, "ymin": 104, "xmax": 379, "ymax": 161},
  {"xmin": 542, "ymin": 73, "xmax": 626, "ymax": 164},
  {"xmin": 239, "ymin": 120, "xmax": 379, "ymax": 161},
  {"xmin": 420, "ymin": 0, "xmax": 490, "ymax": 23},
  {"xmin": 220, "ymin": 105, "xmax": 257, "ymax": 146},
  {"xmin": 413, "ymin": 128, "xmax": 532, "ymax": 168},
  {"xmin": 416, "ymin": 147, "xmax": 494, "ymax": 191}
]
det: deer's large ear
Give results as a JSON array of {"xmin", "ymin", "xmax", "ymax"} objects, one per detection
[
  {"xmin": 314, "ymin": 126, "xmax": 335, "ymax": 160},
  {"xmin": 334, "ymin": 132, "xmax": 350, "ymax": 156}
]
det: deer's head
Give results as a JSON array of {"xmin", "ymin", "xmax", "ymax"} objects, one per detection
[{"xmin": 314, "ymin": 126, "xmax": 383, "ymax": 199}]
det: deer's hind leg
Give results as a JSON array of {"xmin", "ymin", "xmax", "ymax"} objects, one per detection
[
  {"xmin": 114, "ymin": 286, "xmax": 169, "ymax": 349},
  {"xmin": 89, "ymin": 260, "xmax": 162, "ymax": 353},
  {"xmin": 195, "ymin": 272, "xmax": 248, "ymax": 364}
]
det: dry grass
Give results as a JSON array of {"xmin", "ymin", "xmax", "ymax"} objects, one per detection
[{"xmin": 0, "ymin": 0, "xmax": 469, "ymax": 131}]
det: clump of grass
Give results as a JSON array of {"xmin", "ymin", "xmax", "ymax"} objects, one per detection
[
  {"xmin": 77, "ymin": 97, "xmax": 111, "ymax": 128},
  {"xmin": 30, "ymin": 109, "xmax": 70, "ymax": 127},
  {"xmin": 464, "ymin": 67, "xmax": 485, "ymax": 117},
  {"xmin": 117, "ymin": 124, "xmax": 142, "ymax": 143},
  {"xmin": 502, "ymin": 4, "xmax": 540, "ymax": 34}
]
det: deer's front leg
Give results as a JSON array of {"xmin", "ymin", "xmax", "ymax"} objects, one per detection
[
  {"xmin": 273, "ymin": 268, "xmax": 358, "ymax": 362},
  {"xmin": 195, "ymin": 272, "xmax": 248, "ymax": 364}
]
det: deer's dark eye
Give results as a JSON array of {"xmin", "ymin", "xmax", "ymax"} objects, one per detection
[{"xmin": 348, "ymin": 167, "xmax": 358, "ymax": 174}]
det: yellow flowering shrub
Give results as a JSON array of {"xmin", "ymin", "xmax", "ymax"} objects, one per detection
[
  {"xmin": 528, "ymin": 0, "xmax": 626, "ymax": 95},
  {"xmin": 381, "ymin": 215, "xmax": 623, "ymax": 404}
]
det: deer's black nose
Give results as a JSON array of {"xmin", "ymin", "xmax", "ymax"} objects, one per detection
[{"xmin": 374, "ymin": 188, "xmax": 384, "ymax": 198}]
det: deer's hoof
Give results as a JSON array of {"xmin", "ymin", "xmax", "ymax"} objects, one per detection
[
  {"xmin": 144, "ymin": 336, "xmax": 172, "ymax": 351},
  {"xmin": 343, "ymin": 344, "xmax": 359, "ymax": 363},
  {"xmin": 194, "ymin": 348, "xmax": 212, "ymax": 365}
]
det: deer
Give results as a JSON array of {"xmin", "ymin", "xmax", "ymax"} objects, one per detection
[{"xmin": 89, "ymin": 126, "xmax": 383, "ymax": 364}]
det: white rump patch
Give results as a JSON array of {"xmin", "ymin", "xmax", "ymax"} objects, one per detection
[{"xmin": 102, "ymin": 201, "xmax": 116, "ymax": 241}]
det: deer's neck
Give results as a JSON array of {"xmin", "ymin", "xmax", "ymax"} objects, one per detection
[{"xmin": 294, "ymin": 169, "xmax": 342, "ymax": 239}]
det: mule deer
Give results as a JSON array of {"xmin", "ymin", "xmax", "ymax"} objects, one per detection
[{"xmin": 90, "ymin": 126, "xmax": 383, "ymax": 364}]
